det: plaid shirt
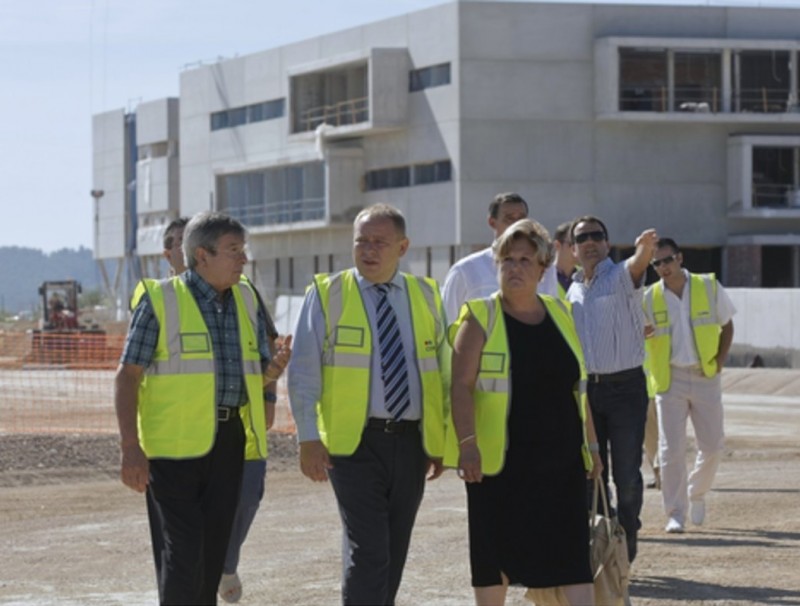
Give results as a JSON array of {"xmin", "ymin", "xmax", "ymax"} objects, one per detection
[{"xmin": 121, "ymin": 270, "xmax": 270, "ymax": 408}]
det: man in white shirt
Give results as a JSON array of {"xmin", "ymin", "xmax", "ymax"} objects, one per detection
[
  {"xmin": 441, "ymin": 192, "xmax": 558, "ymax": 323},
  {"xmin": 643, "ymin": 237, "xmax": 735, "ymax": 534}
]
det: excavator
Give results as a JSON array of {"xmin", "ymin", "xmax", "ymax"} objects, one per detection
[{"xmin": 28, "ymin": 280, "xmax": 107, "ymax": 366}]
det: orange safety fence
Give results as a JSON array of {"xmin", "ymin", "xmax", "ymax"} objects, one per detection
[{"xmin": 0, "ymin": 330, "xmax": 296, "ymax": 435}]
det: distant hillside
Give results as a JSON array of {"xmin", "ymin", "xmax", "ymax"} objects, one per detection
[{"xmin": 0, "ymin": 246, "xmax": 101, "ymax": 313}]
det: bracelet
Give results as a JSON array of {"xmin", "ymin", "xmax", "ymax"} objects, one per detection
[
  {"xmin": 588, "ymin": 442, "xmax": 600, "ymax": 453},
  {"xmin": 459, "ymin": 434, "xmax": 476, "ymax": 446},
  {"xmin": 264, "ymin": 391, "xmax": 277, "ymax": 404}
]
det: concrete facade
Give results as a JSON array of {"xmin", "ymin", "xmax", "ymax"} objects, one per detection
[{"xmin": 92, "ymin": 1, "xmax": 800, "ymax": 304}]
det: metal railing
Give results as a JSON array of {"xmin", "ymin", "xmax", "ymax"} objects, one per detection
[
  {"xmin": 225, "ymin": 198, "xmax": 326, "ymax": 227},
  {"xmin": 752, "ymin": 184, "xmax": 800, "ymax": 209},
  {"xmin": 297, "ymin": 97, "xmax": 369, "ymax": 132},
  {"xmin": 620, "ymin": 85, "xmax": 799, "ymax": 114}
]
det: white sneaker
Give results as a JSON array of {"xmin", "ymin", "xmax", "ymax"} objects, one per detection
[
  {"xmin": 665, "ymin": 517, "xmax": 685, "ymax": 533},
  {"xmin": 691, "ymin": 500, "xmax": 706, "ymax": 526}
]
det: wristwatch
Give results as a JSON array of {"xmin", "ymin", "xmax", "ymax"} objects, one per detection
[{"xmin": 264, "ymin": 391, "xmax": 277, "ymax": 404}]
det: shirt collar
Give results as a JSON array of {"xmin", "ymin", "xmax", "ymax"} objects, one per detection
[
  {"xmin": 185, "ymin": 269, "xmax": 231, "ymax": 303},
  {"xmin": 353, "ymin": 267, "xmax": 405, "ymax": 292},
  {"xmin": 573, "ymin": 257, "xmax": 613, "ymax": 283}
]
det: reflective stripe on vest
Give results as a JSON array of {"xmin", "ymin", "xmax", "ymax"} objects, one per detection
[
  {"xmin": 314, "ymin": 269, "xmax": 446, "ymax": 456},
  {"xmin": 643, "ymin": 273, "xmax": 720, "ymax": 394},
  {"xmin": 443, "ymin": 293, "xmax": 593, "ymax": 475},
  {"xmin": 137, "ymin": 276, "xmax": 267, "ymax": 460}
]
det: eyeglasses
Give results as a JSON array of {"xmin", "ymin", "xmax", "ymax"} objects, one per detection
[
  {"xmin": 651, "ymin": 254, "xmax": 676, "ymax": 268},
  {"xmin": 574, "ymin": 231, "xmax": 607, "ymax": 245}
]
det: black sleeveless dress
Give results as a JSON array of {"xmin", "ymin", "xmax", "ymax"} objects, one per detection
[{"xmin": 466, "ymin": 311, "xmax": 593, "ymax": 588}]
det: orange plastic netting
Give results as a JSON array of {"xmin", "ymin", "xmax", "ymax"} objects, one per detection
[{"xmin": 0, "ymin": 330, "xmax": 295, "ymax": 435}]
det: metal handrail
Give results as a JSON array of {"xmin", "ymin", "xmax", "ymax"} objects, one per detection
[{"xmin": 299, "ymin": 97, "xmax": 369, "ymax": 132}]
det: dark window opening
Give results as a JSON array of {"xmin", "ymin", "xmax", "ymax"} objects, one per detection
[{"xmin": 410, "ymin": 63, "xmax": 451, "ymax": 92}]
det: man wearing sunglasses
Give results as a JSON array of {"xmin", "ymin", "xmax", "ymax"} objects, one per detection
[
  {"xmin": 643, "ymin": 238, "xmax": 735, "ymax": 535},
  {"xmin": 566, "ymin": 215, "xmax": 658, "ymax": 563}
]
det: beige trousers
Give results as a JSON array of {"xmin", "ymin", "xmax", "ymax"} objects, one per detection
[{"xmin": 656, "ymin": 366, "xmax": 724, "ymax": 522}]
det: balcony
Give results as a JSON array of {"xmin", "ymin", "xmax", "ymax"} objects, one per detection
[
  {"xmin": 728, "ymin": 135, "xmax": 800, "ymax": 219},
  {"xmin": 298, "ymin": 96, "xmax": 368, "ymax": 133},
  {"xmin": 596, "ymin": 37, "xmax": 800, "ymax": 124},
  {"xmin": 288, "ymin": 48, "xmax": 409, "ymax": 139}
]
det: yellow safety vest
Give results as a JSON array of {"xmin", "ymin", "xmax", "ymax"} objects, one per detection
[
  {"xmin": 643, "ymin": 273, "xmax": 720, "ymax": 394},
  {"xmin": 443, "ymin": 293, "xmax": 593, "ymax": 475},
  {"xmin": 136, "ymin": 276, "xmax": 267, "ymax": 460},
  {"xmin": 313, "ymin": 269, "xmax": 448, "ymax": 457}
]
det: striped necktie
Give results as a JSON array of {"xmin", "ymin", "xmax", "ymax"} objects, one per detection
[{"xmin": 375, "ymin": 283, "xmax": 410, "ymax": 420}]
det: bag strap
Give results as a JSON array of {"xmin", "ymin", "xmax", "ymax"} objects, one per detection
[
  {"xmin": 590, "ymin": 476, "xmax": 614, "ymax": 520},
  {"xmin": 590, "ymin": 476, "xmax": 618, "ymax": 581}
]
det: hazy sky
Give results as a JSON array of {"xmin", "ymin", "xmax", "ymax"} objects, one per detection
[{"xmin": 1, "ymin": 0, "xmax": 795, "ymax": 253}]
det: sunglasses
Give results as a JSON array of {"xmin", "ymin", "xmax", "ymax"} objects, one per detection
[
  {"xmin": 651, "ymin": 254, "xmax": 676, "ymax": 268},
  {"xmin": 574, "ymin": 231, "xmax": 607, "ymax": 245}
]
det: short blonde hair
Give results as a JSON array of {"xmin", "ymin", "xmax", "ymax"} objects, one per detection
[{"xmin": 492, "ymin": 219, "xmax": 554, "ymax": 268}]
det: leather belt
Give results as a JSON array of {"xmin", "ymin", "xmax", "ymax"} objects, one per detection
[
  {"xmin": 587, "ymin": 366, "xmax": 643, "ymax": 384},
  {"xmin": 365, "ymin": 418, "xmax": 420, "ymax": 434},
  {"xmin": 217, "ymin": 407, "xmax": 238, "ymax": 422}
]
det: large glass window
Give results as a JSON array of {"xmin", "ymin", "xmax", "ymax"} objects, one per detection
[
  {"xmin": 675, "ymin": 52, "xmax": 722, "ymax": 112},
  {"xmin": 618, "ymin": 45, "xmax": 799, "ymax": 115},
  {"xmin": 218, "ymin": 162, "xmax": 325, "ymax": 226},
  {"xmin": 619, "ymin": 49, "xmax": 667, "ymax": 111},
  {"xmin": 752, "ymin": 146, "xmax": 800, "ymax": 208},
  {"xmin": 735, "ymin": 50, "xmax": 792, "ymax": 113}
]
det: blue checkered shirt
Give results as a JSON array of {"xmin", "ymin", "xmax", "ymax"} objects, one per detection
[{"xmin": 121, "ymin": 270, "xmax": 270, "ymax": 408}]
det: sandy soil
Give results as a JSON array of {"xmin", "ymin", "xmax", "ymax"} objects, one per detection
[{"xmin": 1, "ymin": 369, "xmax": 799, "ymax": 605}]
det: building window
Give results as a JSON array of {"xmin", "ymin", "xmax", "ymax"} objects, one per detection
[
  {"xmin": 364, "ymin": 160, "xmax": 452, "ymax": 191},
  {"xmin": 413, "ymin": 160, "xmax": 451, "ymax": 185},
  {"xmin": 249, "ymin": 99, "xmax": 285, "ymax": 123},
  {"xmin": 409, "ymin": 63, "xmax": 451, "ymax": 92},
  {"xmin": 211, "ymin": 98, "xmax": 286, "ymax": 131},
  {"xmin": 364, "ymin": 167, "xmax": 411, "ymax": 191},
  {"xmin": 618, "ymin": 45, "xmax": 799, "ymax": 114},
  {"xmin": 218, "ymin": 162, "xmax": 325, "ymax": 226},
  {"xmin": 735, "ymin": 50, "xmax": 792, "ymax": 113},
  {"xmin": 752, "ymin": 146, "xmax": 800, "ymax": 208},
  {"xmin": 291, "ymin": 65, "xmax": 369, "ymax": 133},
  {"xmin": 619, "ymin": 49, "xmax": 668, "ymax": 111}
]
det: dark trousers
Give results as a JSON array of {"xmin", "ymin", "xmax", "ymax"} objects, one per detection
[
  {"xmin": 588, "ymin": 370, "xmax": 648, "ymax": 562},
  {"xmin": 146, "ymin": 417, "xmax": 245, "ymax": 605},
  {"xmin": 328, "ymin": 427, "xmax": 429, "ymax": 606}
]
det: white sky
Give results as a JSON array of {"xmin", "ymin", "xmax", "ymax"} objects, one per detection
[{"xmin": 1, "ymin": 0, "xmax": 797, "ymax": 253}]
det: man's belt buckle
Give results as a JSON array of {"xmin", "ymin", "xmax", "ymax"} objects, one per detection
[
  {"xmin": 382, "ymin": 419, "xmax": 398, "ymax": 433},
  {"xmin": 218, "ymin": 407, "xmax": 233, "ymax": 422}
]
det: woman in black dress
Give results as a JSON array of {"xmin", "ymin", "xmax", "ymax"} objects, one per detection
[{"xmin": 449, "ymin": 219, "xmax": 603, "ymax": 605}]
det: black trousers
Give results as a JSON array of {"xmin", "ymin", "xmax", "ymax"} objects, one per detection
[
  {"xmin": 587, "ymin": 370, "xmax": 648, "ymax": 563},
  {"xmin": 146, "ymin": 416, "xmax": 245, "ymax": 605},
  {"xmin": 328, "ymin": 426, "xmax": 429, "ymax": 606}
]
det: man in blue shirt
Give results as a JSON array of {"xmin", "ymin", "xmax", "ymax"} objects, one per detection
[{"xmin": 566, "ymin": 215, "xmax": 658, "ymax": 563}]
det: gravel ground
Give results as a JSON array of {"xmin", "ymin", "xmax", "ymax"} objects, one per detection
[{"xmin": 0, "ymin": 431, "xmax": 299, "ymax": 487}]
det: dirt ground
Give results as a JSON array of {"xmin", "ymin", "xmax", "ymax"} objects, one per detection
[{"xmin": 1, "ymin": 368, "xmax": 799, "ymax": 606}]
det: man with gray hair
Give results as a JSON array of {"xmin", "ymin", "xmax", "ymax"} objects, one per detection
[{"xmin": 115, "ymin": 211, "xmax": 291, "ymax": 604}]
